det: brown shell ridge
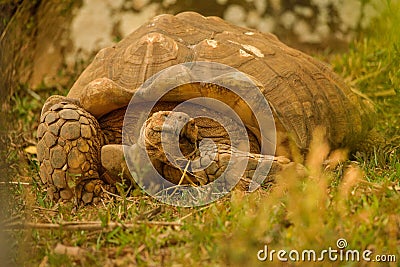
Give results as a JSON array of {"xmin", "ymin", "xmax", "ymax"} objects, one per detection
[
  {"xmin": 305, "ymin": 71, "xmax": 362, "ymax": 148},
  {"xmin": 259, "ymin": 48, "xmax": 353, "ymax": 149},
  {"xmin": 299, "ymin": 53, "xmax": 363, "ymax": 146},
  {"xmin": 289, "ymin": 63, "xmax": 354, "ymax": 148},
  {"xmin": 296, "ymin": 55, "xmax": 373, "ymax": 143},
  {"xmin": 258, "ymin": 54, "xmax": 314, "ymax": 148}
]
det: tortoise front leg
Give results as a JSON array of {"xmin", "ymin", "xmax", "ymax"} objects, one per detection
[{"xmin": 37, "ymin": 96, "xmax": 109, "ymax": 204}]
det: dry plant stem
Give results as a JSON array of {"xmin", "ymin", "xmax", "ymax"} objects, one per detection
[
  {"xmin": 349, "ymin": 64, "xmax": 389, "ymax": 86},
  {"xmin": 0, "ymin": 181, "xmax": 31, "ymax": 185},
  {"xmin": 100, "ymin": 185, "xmax": 135, "ymax": 202},
  {"xmin": 175, "ymin": 205, "xmax": 211, "ymax": 222},
  {"xmin": 33, "ymin": 205, "xmax": 59, "ymax": 212},
  {"xmin": 170, "ymin": 160, "xmax": 192, "ymax": 197},
  {"xmin": 5, "ymin": 220, "xmax": 182, "ymax": 231}
]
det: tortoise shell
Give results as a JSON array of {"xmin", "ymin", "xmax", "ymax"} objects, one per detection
[{"xmin": 67, "ymin": 11, "xmax": 372, "ymax": 151}]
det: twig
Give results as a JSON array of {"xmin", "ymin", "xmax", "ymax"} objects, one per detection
[
  {"xmin": 349, "ymin": 64, "xmax": 389, "ymax": 86},
  {"xmin": 1, "ymin": 215, "xmax": 23, "ymax": 225},
  {"xmin": 33, "ymin": 205, "xmax": 59, "ymax": 212},
  {"xmin": 100, "ymin": 186, "xmax": 134, "ymax": 202},
  {"xmin": 369, "ymin": 88, "xmax": 396, "ymax": 97},
  {"xmin": 171, "ymin": 160, "xmax": 192, "ymax": 196},
  {"xmin": 0, "ymin": 181, "xmax": 31, "ymax": 185},
  {"xmin": 0, "ymin": 4, "xmax": 20, "ymax": 42},
  {"xmin": 5, "ymin": 220, "xmax": 182, "ymax": 231},
  {"xmin": 176, "ymin": 206, "xmax": 210, "ymax": 222},
  {"xmin": 136, "ymin": 206, "xmax": 162, "ymax": 221}
]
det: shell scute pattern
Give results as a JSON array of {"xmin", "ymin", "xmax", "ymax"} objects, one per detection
[{"xmin": 68, "ymin": 12, "xmax": 369, "ymax": 151}]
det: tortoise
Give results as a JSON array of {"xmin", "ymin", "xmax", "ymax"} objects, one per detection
[{"xmin": 37, "ymin": 11, "xmax": 374, "ymax": 204}]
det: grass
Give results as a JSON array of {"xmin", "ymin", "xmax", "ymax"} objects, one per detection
[{"xmin": 3, "ymin": 1, "xmax": 400, "ymax": 266}]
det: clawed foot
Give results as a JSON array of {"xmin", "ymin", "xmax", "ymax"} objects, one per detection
[{"xmin": 37, "ymin": 96, "xmax": 108, "ymax": 204}]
